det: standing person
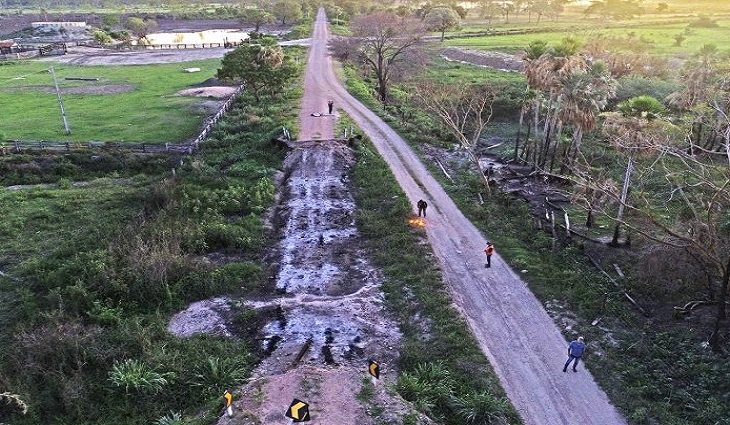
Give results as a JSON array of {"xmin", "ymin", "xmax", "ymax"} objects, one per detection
[
  {"xmin": 563, "ymin": 336, "xmax": 586, "ymax": 373},
  {"xmin": 328, "ymin": 100, "xmax": 334, "ymax": 114},
  {"xmin": 417, "ymin": 199, "xmax": 428, "ymax": 217},
  {"xmin": 484, "ymin": 241, "xmax": 494, "ymax": 268}
]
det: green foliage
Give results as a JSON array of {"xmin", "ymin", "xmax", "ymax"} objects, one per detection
[
  {"xmin": 615, "ymin": 76, "xmax": 679, "ymax": 105},
  {"xmin": 101, "ymin": 14, "xmax": 120, "ymax": 29},
  {"xmin": 0, "ymin": 49, "xmax": 304, "ymax": 425},
  {"xmin": 125, "ymin": 16, "xmax": 158, "ymax": 37},
  {"xmin": 273, "ymin": 0, "xmax": 303, "ymax": 25},
  {"xmin": 239, "ymin": 6, "xmax": 274, "ymax": 31},
  {"xmin": 618, "ymin": 95, "xmax": 666, "ymax": 118},
  {"xmin": 343, "ymin": 52, "xmax": 730, "ymax": 425},
  {"xmin": 425, "ymin": 6, "xmax": 460, "ymax": 40},
  {"xmin": 154, "ymin": 412, "xmax": 185, "ymax": 425},
  {"xmin": 191, "ymin": 355, "xmax": 250, "ymax": 397},
  {"xmin": 584, "ymin": 0, "xmax": 644, "ymax": 20},
  {"xmin": 525, "ymin": 40, "xmax": 549, "ymax": 59},
  {"xmin": 688, "ymin": 14, "xmax": 719, "ymax": 28},
  {"xmin": 218, "ymin": 43, "xmax": 297, "ymax": 101},
  {"xmin": 451, "ymin": 390, "xmax": 511, "ymax": 425},
  {"xmin": 93, "ymin": 29, "xmax": 113, "ymax": 44},
  {"xmin": 109, "ymin": 358, "xmax": 172, "ymax": 394},
  {"xmin": 86, "ymin": 300, "xmax": 123, "ymax": 326}
]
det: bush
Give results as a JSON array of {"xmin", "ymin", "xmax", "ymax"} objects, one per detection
[
  {"xmin": 190, "ymin": 355, "xmax": 250, "ymax": 397},
  {"xmin": 109, "ymin": 359, "xmax": 172, "ymax": 394},
  {"xmin": 688, "ymin": 14, "xmax": 718, "ymax": 28},
  {"xmin": 614, "ymin": 75, "xmax": 679, "ymax": 105},
  {"xmin": 93, "ymin": 30, "xmax": 113, "ymax": 44}
]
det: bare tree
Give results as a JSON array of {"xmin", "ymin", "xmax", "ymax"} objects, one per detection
[
  {"xmin": 572, "ymin": 128, "xmax": 730, "ymax": 350},
  {"xmin": 349, "ymin": 12, "xmax": 425, "ymax": 102},
  {"xmin": 415, "ymin": 81, "xmax": 498, "ymax": 195}
]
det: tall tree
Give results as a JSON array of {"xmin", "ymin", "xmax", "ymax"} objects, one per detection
[
  {"xmin": 415, "ymin": 81, "xmax": 498, "ymax": 195},
  {"xmin": 217, "ymin": 40, "xmax": 296, "ymax": 101},
  {"xmin": 601, "ymin": 95, "xmax": 669, "ymax": 246},
  {"xmin": 424, "ymin": 6, "xmax": 460, "ymax": 42},
  {"xmin": 240, "ymin": 6, "xmax": 274, "ymax": 32},
  {"xmin": 272, "ymin": 0, "xmax": 303, "ymax": 25},
  {"xmin": 348, "ymin": 12, "xmax": 425, "ymax": 102}
]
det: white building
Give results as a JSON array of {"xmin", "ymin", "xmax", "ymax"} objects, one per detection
[{"xmin": 31, "ymin": 22, "xmax": 87, "ymax": 29}]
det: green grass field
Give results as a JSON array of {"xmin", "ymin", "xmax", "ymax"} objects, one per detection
[
  {"xmin": 445, "ymin": 19, "xmax": 730, "ymax": 55},
  {"xmin": 0, "ymin": 59, "xmax": 221, "ymax": 143}
]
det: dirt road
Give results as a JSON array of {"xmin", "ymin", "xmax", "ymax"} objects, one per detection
[{"xmin": 305, "ymin": 8, "xmax": 627, "ymax": 425}]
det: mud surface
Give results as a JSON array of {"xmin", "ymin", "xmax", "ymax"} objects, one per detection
[{"xmin": 441, "ymin": 47, "xmax": 524, "ymax": 72}]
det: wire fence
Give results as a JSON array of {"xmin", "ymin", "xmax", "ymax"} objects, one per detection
[{"xmin": 0, "ymin": 84, "xmax": 245, "ymax": 156}]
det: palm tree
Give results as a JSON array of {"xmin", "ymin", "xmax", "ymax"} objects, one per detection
[
  {"xmin": 602, "ymin": 95, "xmax": 667, "ymax": 246},
  {"xmin": 557, "ymin": 61, "xmax": 617, "ymax": 173},
  {"xmin": 667, "ymin": 44, "xmax": 719, "ymax": 152}
]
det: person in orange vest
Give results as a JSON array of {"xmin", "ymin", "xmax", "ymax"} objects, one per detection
[{"xmin": 484, "ymin": 242, "xmax": 494, "ymax": 268}]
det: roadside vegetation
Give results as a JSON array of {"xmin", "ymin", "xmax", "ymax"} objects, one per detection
[
  {"xmin": 332, "ymin": 1, "xmax": 730, "ymax": 423},
  {"xmin": 0, "ymin": 44, "xmax": 303, "ymax": 424},
  {"xmin": 0, "ymin": 60, "xmax": 222, "ymax": 143},
  {"xmin": 348, "ymin": 116, "xmax": 520, "ymax": 425}
]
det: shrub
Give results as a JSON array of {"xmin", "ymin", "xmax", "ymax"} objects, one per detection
[
  {"xmin": 688, "ymin": 14, "xmax": 718, "ymax": 28},
  {"xmin": 155, "ymin": 411, "xmax": 185, "ymax": 425},
  {"xmin": 109, "ymin": 359, "xmax": 171, "ymax": 394},
  {"xmin": 451, "ymin": 390, "xmax": 510, "ymax": 424},
  {"xmin": 86, "ymin": 300, "xmax": 123, "ymax": 326},
  {"xmin": 190, "ymin": 356, "xmax": 250, "ymax": 397},
  {"xmin": 614, "ymin": 75, "xmax": 679, "ymax": 105},
  {"xmin": 93, "ymin": 30, "xmax": 113, "ymax": 44}
]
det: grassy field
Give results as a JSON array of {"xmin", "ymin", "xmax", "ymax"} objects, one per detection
[
  {"xmin": 0, "ymin": 47, "xmax": 303, "ymax": 424},
  {"xmin": 445, "ymin": 19, "xmax": 730, "ymax": 55},
  {"xmin": 0, "ymin": 59, "xmax": 221, "ymax": 143}
]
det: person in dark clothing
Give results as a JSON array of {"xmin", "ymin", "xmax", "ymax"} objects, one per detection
[
  {"xmin": 417, "ymin": 199, "xmax": 428, "ymax": 217},
  {"xmin": 563, "ymin": 336, "xmax": 586, "ymax": 372},
  {"xmin": 328, "ymin": 100, "xmax": 334, "ymax": 114},
  {"xmin": 484, "ymin": 241, "xmax": 494, "ymax": 268}
]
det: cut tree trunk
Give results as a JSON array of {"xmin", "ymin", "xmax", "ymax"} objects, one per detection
[
  {"xmin": 709, "ymin": 257, "xmax": 730, "ymax": 350},
  {"xmin": 611, "ymin": 156, "xmax": 634, "ymax": 246},
  {"xmin": 514, "ymin": 108, "xmax": 525, "ymax": 161}
]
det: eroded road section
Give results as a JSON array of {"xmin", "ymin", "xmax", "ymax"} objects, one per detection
[{"xmin": 308, "ymin": 8, "xmax": 627, "ymax": 425}]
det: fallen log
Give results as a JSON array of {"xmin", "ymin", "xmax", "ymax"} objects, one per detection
[
  {"xmin": 587, "ymin": 254, "xmax": 648, "ymax": 316},
  {"xmin": 291, "ymin": 337, "xmax": 313, "ymax": 367},
  {"xmin": 434, "ymin": 157, "xmax": 455, "ymax": 183}
]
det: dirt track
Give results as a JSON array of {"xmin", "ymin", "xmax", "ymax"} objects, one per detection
[{"xmin": 304, "ymin": 8, "xmax": 628, "ymax": 425}]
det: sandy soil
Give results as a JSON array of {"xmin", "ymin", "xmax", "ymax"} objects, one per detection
[
  {"xmin": 307, "ymin": 8, "xmax": 628, "ymax": 425},
  {"xmin": 178, "ymin": 86, "xmax": 237, "ymax": 98}
]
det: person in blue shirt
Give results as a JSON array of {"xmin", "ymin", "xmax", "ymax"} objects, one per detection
[{"xmin": 563, "ymin": 336, "xmax": 586, "ymax": 373}]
